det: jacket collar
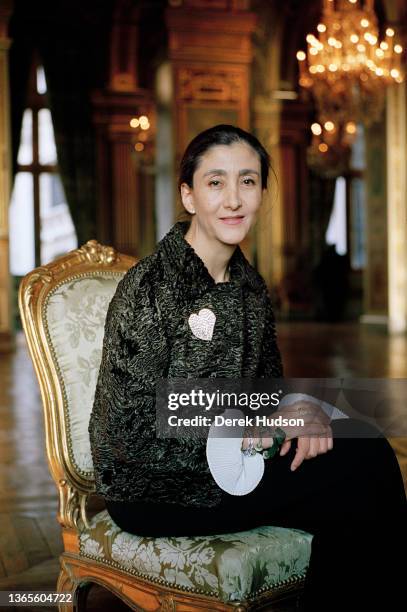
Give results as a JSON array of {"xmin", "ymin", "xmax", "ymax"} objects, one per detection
[{"xmin": 156, "ymin": 220, "xmax": 264, "ymax": 300}]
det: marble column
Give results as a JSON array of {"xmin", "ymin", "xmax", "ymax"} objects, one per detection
[
  {"xmin": 386, "ymin": 82, "xmax": 407, "ymax": 334},
  {"xmin": 0, "ymin": 1, "xmax": 13, "ymax": 351},
  {"xmin": 361, "ymin": 116, "xmax": 388, "ymax": 325},
  {"xmin": 386, "ymin": 80, "xmax": 407, "ymax": 493},
  {"xmin": 253, "ymin": 96, "xmax": 284, "ymax": 290}
]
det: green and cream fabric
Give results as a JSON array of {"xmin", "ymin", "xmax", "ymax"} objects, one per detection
[
  {"xmin": 79, "ymin": 509, "xmax": 313, "ymax": 603},
  {"xmin": 45, "ymin": 273, "xmax": 123, "ymax": 473}
]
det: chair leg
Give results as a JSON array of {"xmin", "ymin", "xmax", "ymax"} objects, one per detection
[
  {"xmin": 56, "ymin": 562, "xmax": 75, "ymax": 612},
  {"xmin": 56, "ymin": 557, "xmax": 92, "ymax": 612}
]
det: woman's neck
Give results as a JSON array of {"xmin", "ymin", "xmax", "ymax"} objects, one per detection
[{"xmin": 184, "ymin": 222, "xmax": 235, "ymax": 283}]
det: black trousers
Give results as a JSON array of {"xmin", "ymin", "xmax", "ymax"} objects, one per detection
[{"xmin": 105, "ymin": 418, "xmax": 407, "ymax": 611}]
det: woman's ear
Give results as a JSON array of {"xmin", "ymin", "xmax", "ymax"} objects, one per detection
[{"xmin": 180, "ymin": 183, "xmax": 195, "ymax": 215}]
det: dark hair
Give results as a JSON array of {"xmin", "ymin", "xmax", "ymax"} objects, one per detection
[{"xmin": 177, "ymin": 124, "xmax": 272, "ymax": 195}]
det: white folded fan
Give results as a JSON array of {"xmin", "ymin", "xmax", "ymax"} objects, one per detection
[
  {"xmin": 206, "ymin": 408, "xmax": 264, "ymax": 496},
  {"xmin": 206, "ymin": 395, "xmax": 348, "ymax": 496}
]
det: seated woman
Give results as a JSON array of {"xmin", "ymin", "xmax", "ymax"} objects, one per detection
[{"xmin": 88, "ymin": 124, "xmax": 407, "ymax": 612}]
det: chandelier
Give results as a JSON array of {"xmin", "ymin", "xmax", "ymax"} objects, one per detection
[{"xmin": 296, "ymin": 0, "xmax": 404, "ymax": 171}]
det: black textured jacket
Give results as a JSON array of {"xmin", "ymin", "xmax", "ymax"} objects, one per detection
[{"xmin": 88, "ymin": 220, "xmax": 283, "ymax": 508}]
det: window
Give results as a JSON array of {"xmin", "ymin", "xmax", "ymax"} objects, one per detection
[
  {"xmin": 9, "ymin": 55, "xmax": 77, "ymax": 276},
  {"xmin": 325, "ymin": 125, "xmax": 366, "ymax": 270},
  {"xmin": 326, "ymin": 176, "xmax": 347, "ymax": 256}
]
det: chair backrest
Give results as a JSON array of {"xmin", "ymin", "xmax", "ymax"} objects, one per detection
[{"xmin": 18, "ymin": 240, "xmax": 136, "ymax": 530}]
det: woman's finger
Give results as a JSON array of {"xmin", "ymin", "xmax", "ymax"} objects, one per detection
[
  {"xmin": 318, "ymin": 436, "xmax": 328, "ymax": 454},
  {"xmin": 325, "ymin": 425, "xmax": 334, "ymax": 451},
  {"xmin": 280, "ymin": 439, "xmax": 291, "ymax": 456},
  {"xmin": 306, "ymin": 436, "xmax": 320, "ymax": 458},
  {"xmin": 291, "ymin": 437, "xmax": 309, "ymax": 471}
]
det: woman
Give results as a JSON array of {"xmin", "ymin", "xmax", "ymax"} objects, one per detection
[{"xmin": 88, "ymin": 124, "xmax": 406, "ymax": 611}]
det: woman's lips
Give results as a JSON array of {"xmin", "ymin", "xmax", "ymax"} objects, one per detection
[{"xmin": 219, "ymin": 216, "xmax": 245, "ymax": 225}]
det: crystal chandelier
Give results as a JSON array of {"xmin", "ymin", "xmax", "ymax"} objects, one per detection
[{"xmin": 296, "ymin": 0, "xmax": 404, "ymax": 169}]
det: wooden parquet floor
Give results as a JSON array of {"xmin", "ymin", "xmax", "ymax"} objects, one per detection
[{"xmin": 0, "ymin": 325, "xmax": 406, "ymax": 611}]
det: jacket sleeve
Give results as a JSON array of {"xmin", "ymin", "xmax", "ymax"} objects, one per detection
[
  {"xmin": 239, "ymin": 290, "xmax": 284, "ymax": 451},
  {"xmin": 88, "ymin": 264, "xmax": 196, "ymax": 493},
  {"xmin": 256, "ymin": 289, "xmax": 284, "ymax": 378}
]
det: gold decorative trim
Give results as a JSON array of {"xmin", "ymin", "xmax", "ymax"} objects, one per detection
[
  {"xmin": 159, "ymin": 594, "xmax": 177, "ymax": 611},
  {"xmin": 58, "ymin": 479, "xmax": 90, "ymax": 531},
  {"xmin": 178, "ymin": 68, "xmax": 243, "ymax": 102},
  {"xmin": 22, "ymin": 268, "xmax": 53, "ymax": 310},
  {"xmin": 18, "ymin": 241, "xmax": 136, "ymax": 530},
  {"xmin": 76, "ymin": 240, "xmax": 119, "ymax": 265}
]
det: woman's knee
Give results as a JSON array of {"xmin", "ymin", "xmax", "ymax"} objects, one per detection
[
  {"xmin": 330, "ymin": 417, "xmax": 395, "ymax": 459},
  {"xmin": 331, "ymin": 416, "xmax": 385, "ymax": 438},
  {"xmin": 329, "ymin": 419, "xmax": 399, "ymax": 468}
]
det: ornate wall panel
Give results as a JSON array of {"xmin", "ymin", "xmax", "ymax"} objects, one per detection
[
  {"xmin": 92, "ymin": 1, "xmax": 156, "ymax": 259},
  {"xmin": 165, "ymin": 1, "xmax": 257, "ymax": 259}
]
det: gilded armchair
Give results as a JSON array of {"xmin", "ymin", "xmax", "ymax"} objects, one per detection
[{"xmin": 18, "ymin": 240, "xmax": 313, "ymax": 612}]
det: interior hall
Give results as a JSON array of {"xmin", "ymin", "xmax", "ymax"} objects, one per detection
[{"xmin": 0, "ymin": 1, "xmax": 406, "ymax": 610}]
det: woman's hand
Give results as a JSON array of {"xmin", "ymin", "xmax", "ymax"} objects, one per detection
[
  {"xmin": 277, "ymin": 399, "xmax": 334, "ymax": 470},
  {"xmin": 242, "ymin": 399, "xmax": 334, "ymax": 470},
  {"xmin": 279, "ymin": 432, "xmax": 333, "ymax": 470}
]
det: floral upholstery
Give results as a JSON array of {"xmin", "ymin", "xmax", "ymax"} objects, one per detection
[
  {"xmin": 79, "ymin": 509, "xmax": 313, "ymax": 603},
  {"xmin": 45, "ymin": 273, "xmax": 123, "ymax": 473}
]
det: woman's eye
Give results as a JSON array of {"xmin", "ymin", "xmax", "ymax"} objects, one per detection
[{"xmin": 209, "ymin": 178, "xmax": 255, "ymax": 186}]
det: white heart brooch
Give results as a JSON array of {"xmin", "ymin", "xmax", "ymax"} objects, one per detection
[{"xmin": 188, "ymin": 308, "xmax": 216, "ymax": 341}]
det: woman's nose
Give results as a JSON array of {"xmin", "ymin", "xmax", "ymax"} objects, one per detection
[{"xmin": 225, "ymin": 186, "xmax": 242, "ymax": 209}]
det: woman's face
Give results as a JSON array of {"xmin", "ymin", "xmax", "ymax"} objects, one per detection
[{"xmin": 180, "ymin": 141, "xmax": 263, "ymax": 245}]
